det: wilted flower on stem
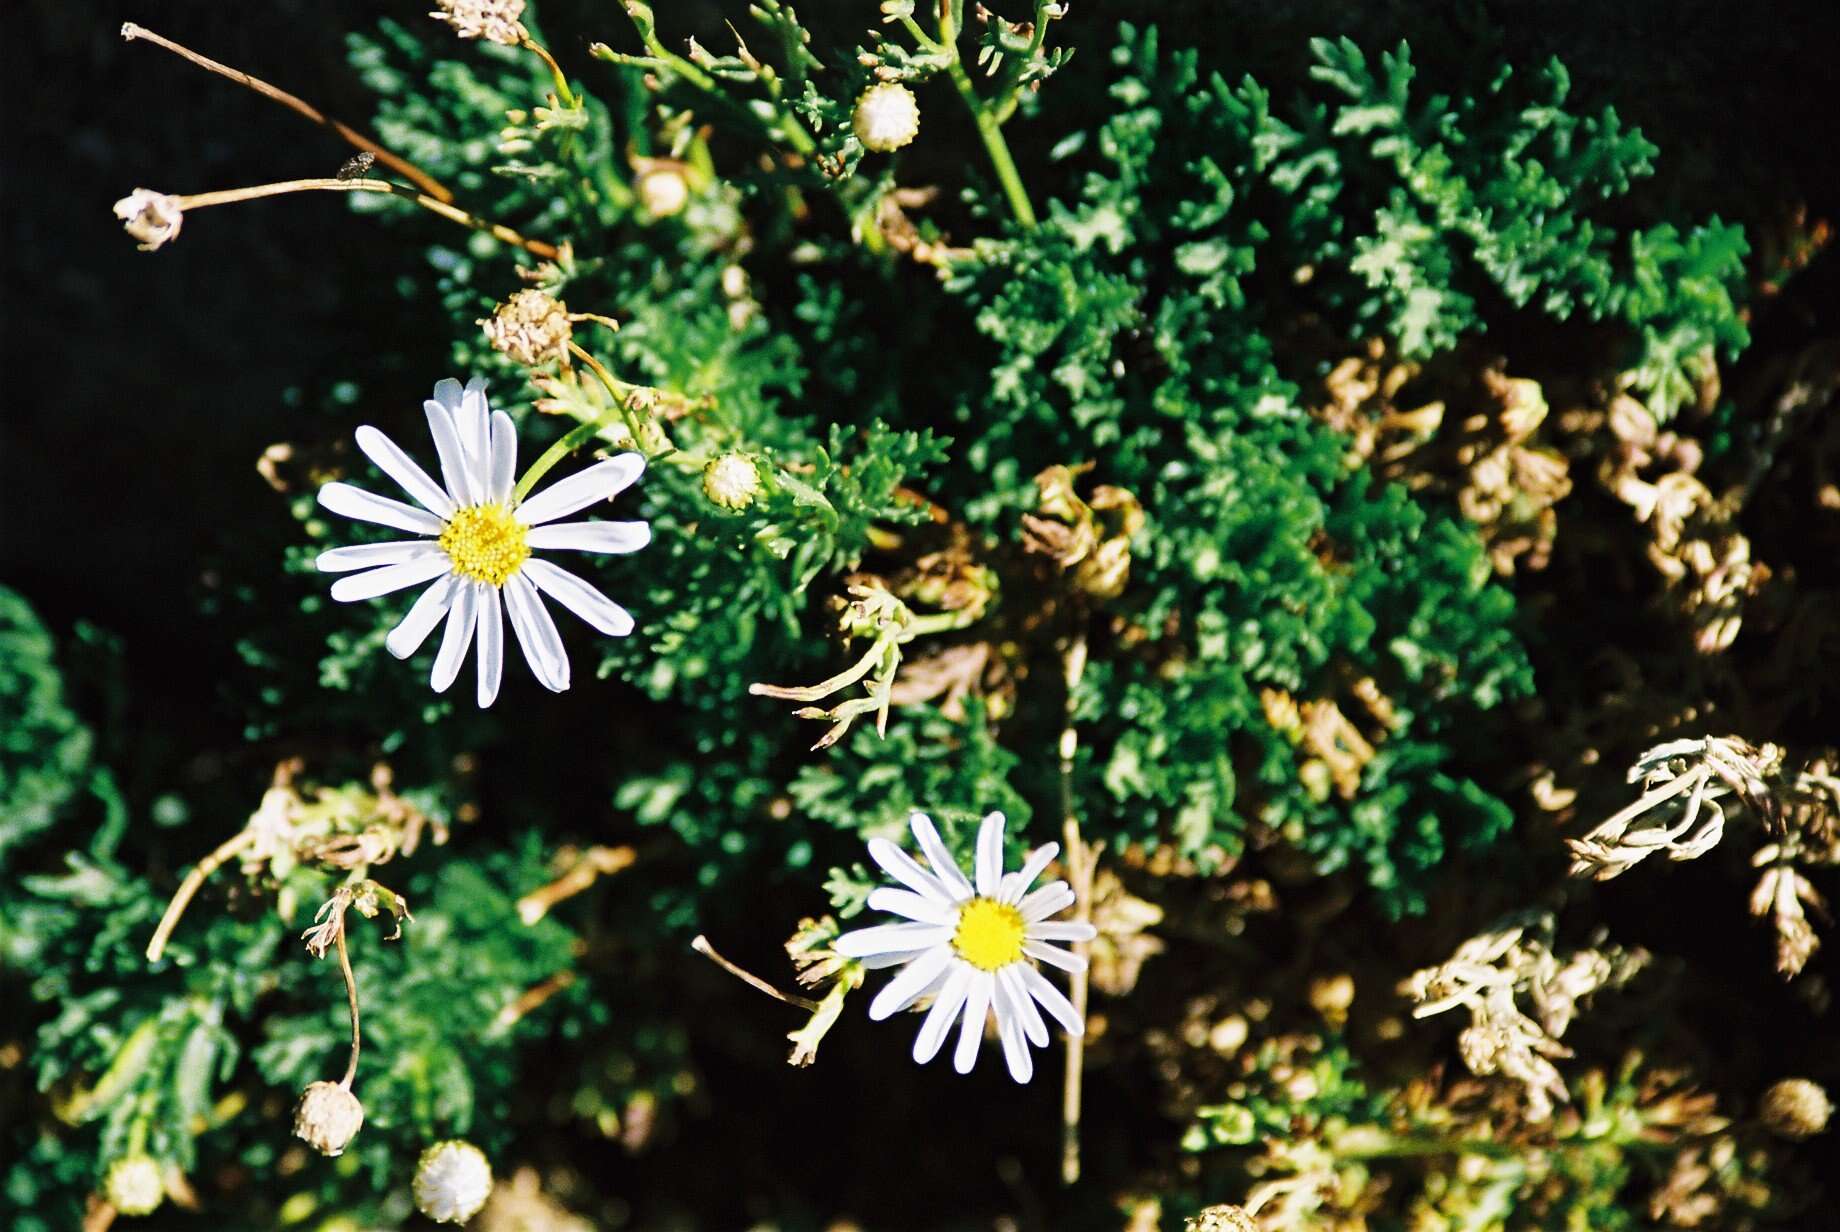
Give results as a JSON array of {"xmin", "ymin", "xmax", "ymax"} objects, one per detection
[
  {"xmin": 293, "ymin": 1080, "xmax": 365, "ymax": 1157},
  {"xmin": 480, "ymin": 289, "xmax": 572, "ymax": 367},
  {"xmin": 112, "ymin": 189, "xmax": 184, "ymax": 251},
  {"xmin": 430, "ymin": 0, "xmax": 526, "ymax": 45}
]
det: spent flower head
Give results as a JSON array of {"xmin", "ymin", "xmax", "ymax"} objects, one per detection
[
  {"xmin": 430, "ymin": 0, "xmax": 526, "ymax": 45},
  {"xmin": 833, "ymin": 810, "xmax": 1095, "ymax": 1082},
  {"xmin": 481, "ymin": 289, "xmax": 572, "ymax": 367},
  {"xmin": 1759, "ymin": 1078, "xmax": 1831, "ymax": 1140},
  {"xmin": 414, "ymin": 1139, "xmax": 494, "ymax": 1224},
  {"xmin": 853, "ymin": 83, "xmax": 921, "ymax": 152},
  {"xmin": 315, "ymin": 377, "xmax": 649, "ymax": 707},
  {"xmin": 104, "ymin": 1154, "xmax": 164, "ymax": 1216},
  {"xmin": 293, "ymin": 1081, "xmax": 365, "ymax": 1157},
  {"xmin": 113, "ymin": 188, "xmax": 184, "ymax": 251}
]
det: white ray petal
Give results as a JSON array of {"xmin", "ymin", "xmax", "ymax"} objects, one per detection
[
  {"xmin": 457, "ymin": 378, "xmax": 491, "ymax": 489},
  {"xmin": 525, "ymin": 520, "xmax": 652, "ymax": 554},
  {"xmin": 316, "ymin": 540, "xmax": 443, "ymax": 573},
  {"xmin": 999, "ymin": 964, "xmax": 1049, "ymax": 1047},
  {"xmin": 1002, "ymin": 843, "xmax": 1060, "ymax": 905},
  {"xmin": 386, "ymin": 574, "xmax": 460, "ymax": 660},
  {"xmin": 503, "ymin": 573, "xmax": 570, "ymax": 693},
  {"xmin": 430, "ymin": 378, "xmax": 465, "ymax": 412},
  {"xmin": 866, "ymin": 838, "xmax": 957, "ymax": 905},
  {"xmin": 475, "ymin": 581, "xmax": 504, "ymax": 708},
  {"xmin": 424, "ymin": 399, "xmax": 478, "ymax": 506},
  {"xmin": 1024, "ymin": 940, "xmax": 1086, "ymax": 975},
  {"xmin": 329, "ymin": 555, "xmax": 453, "ymax": 603},
  {"xmin": 431, "ymin": 580, "xmax": 479, "ymax": 693},
  {"xmin": 1019, "ymin": 880, "xmax": 1075, "ymax": 922},
  {"xmin": 997, "ymin": 1002, "xmax": 1034, "ymax": 1083},
  {"xmin": 318, "ymin": 482, "xmax": 446, "ymax": 535},
  {"xmin": 487, "ymin": 411, "xmax": 517, "ymax": 505},
  {"xmin": 515, "ymin": 454, "xmax": 645, "ymax": 526},
  {"xmin": 833, "ymin": 922, "xmax": 953, "ymax": 958},
  {"xmin": 355, "ymin": 425, "xmax": 456, "ymax": 517},
  {"xmin": 910, "ymin": 812, "xmax": 975, "ymax": 900},
  {"xmin": 522, "ymin": 559, "xmax": 634, "ymax": 636},
  {"xmin": 974, "ymin": 811, "xmax": 1006, "ymax": 898},
  {"xmin": 953, "ymin": 973, "xmax": 994, "ymax": 1074},
  {"xmin": 1019, "ymin": 963, "xmax": 1084, "ymax": 1037},
  {"xmin": 866, "ymin": 887, "xmax": 957, "ymax": 926},
  {"xmin": 1026, "ymin": 921, "xmax": 1097, "ymax": 943},
  {"xmin": 869, "ymin": 944, "xmax": 952, "ymax": 1021},
  {"xmin": 913, "ymin": 963, "xmax": 973, "ymax": 1064}
]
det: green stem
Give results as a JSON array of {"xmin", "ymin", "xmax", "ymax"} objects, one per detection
[
  {"xmin": 937, "ymin": 10, "xmax": 1037, "ymax": 227},
  {"xmin": 514, "ymin": 419, "xmax": 606, "ymax": 504}
]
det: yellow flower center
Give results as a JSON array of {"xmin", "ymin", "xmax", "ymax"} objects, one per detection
[
  {"xmin": 439, "ymin": 504, "xmax": 529, "ymax": 586},
  {"xmin": 951, "ymin": 897, "xmax": 1026, "ymax": 971}
]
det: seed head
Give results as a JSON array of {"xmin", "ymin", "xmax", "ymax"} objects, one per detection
[
  {"xmin": 414, "ymin": 1139, "xmax": 494, "ymax": 1224},
  {"xmin": 113, "ymin": 189, "xmax": 184, "ymax": 252},
  {"xmin": 1760, "ymin": 1078, "xmax": 1832, "ymax": 1140},
  {"xmin": 1186, "ymin": 1206, "xmax": 1257, "ymax": 1232},
  {"xmin": 104, "ymin": 1154, "xmax": 164, "ymax": 1217},
  {"xmin": 293, "ymin": 1080, "xmax": 365, "ymax": 1156},
  {"xmin": 481, "ymin": 289, "xmax": 572, "ymax": 367},
  {"xmin": 430, "ymin": 0, "xmax": 527, "ymax": 45},
  {"xmin": 853, "ymin": 83, "xmax": 920, "ymax": 153},
  {"xmin": 635, "ymin": 163, "xmax": 691, "ymax": 217}
]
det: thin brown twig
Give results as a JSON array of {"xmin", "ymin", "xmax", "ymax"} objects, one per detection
[
  {"xmin": 517, "ymin": 844, "xmax": 636, "ymax": 924},
  {"xmin": 334, "ymin": 926, "xmax": 361, "ymax": 1090},
  {"xmin": 119, "ymin": 22, "xmax": 454, "ymax": 203},
  {"xmin": 691, "ymin": 935, "xmax": 821, "ymax": 1011},
  {"xmin": 145, "ymin": 828, "xmax": 257, "ymax": 962},
  {"xmin": 171, "ymin": 178, "xmax": 559, "ymax": 259},
  {"xmin": 1059, "ymin": 632, "xmax": 1097, "ymax": 1186}
]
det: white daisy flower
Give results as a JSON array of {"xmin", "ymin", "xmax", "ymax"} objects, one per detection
[
  {"xmin": 315, "ymin": 377, "xmax": 649, "ymax": 708},
  {"xmin": 834, "ymin": 810, "xmax": 1096, "ymax": 1083}
]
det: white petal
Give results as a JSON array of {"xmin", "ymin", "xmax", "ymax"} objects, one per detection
[
  {"xmin": 910, "ymin": 812, "xmax": 975, "ymax": 900},
  {"xmin": 974, "ymin": 811, "xmax": 1006, "ymax": 898},
  {"xmin": 431, "ymin": 378, "xmax": 465, "ymax": 412},
  {"xmin": 1019, "ymin": 963, "xmax": 1084, "ymax": 1037},
  {"xmin": 834, "ymin": 923, "xmax": 953, "ymax": 959},
  {"xmin": 869, "ymin": 945, "xmax": 953, "ymax": 1021},
  {"xmin": 866, "ymin": 838, "xmax": 957, "ymax": 905},
  {"xmin": 954, "ymin": 973, "xmax": 994, "ymax": 1074},
  {"xmin": 475, "ymin": 581, "xmax": 504, "ymax": 708},
  {"xmin": 316, "ymin": 540, "xmax": 442, "ymax": 573},
  {"xmin": 522, "ymin": 559, "xmax": 635, "ymax": 637},
  {"xmin": 386, "ymin": 574, "xmax": 460, "ymax": 659},
  {"xmin": 912, "ymin": 964, "xmax": 973, "ymax": 1064},
  {"xmin": 1027, "ymin": 921, "xmax": 1098, "ymax": 943},
  {"xmin": 1020, "ymin": 880, "xmax": 1075, "ymax": 922},
  {"xmin": 515, "ymin": 454, "xmax": 645, "ymax": 525},
  {"xmin": 862, "ymin": 949, "xmax": 929, "ymax": 970},
  {"xmin": 503, "ymin": 573, "xmax": 569, "ymax": 692},
  {"xmin": 318, "ymin": 482, "xmax": 446, "ymax": 535},
  {"xmin": 424, "ymin": 399, "xmax": 478, "ymax": 506},
  {"xmin": 355, "ymin": 425, "xmax": 455, "ymax": 517},
  {"xmin": 487, "ymin": 411, "xmax": 517, "ymax": 505},
  {"xmin": 1024, "ymin": 940, "xmax": 1085, "ymax": 975},
  {"xmin": 431, "ymin": 581, "xmax": 479, "ymax": 693},
  {"xmin": 457, "ymin": 378, "xmax": 491, "ymax": 488},
  {"xmin": 1002, "ymin": 843, "xmax": 1060, "ymax": 905},
  {"xmin": 525, "ymin": 520, "xmax": 652, "ymax": 554},
  {"xmin": 998, "ymin": 964, "xmax": 1049, "ymax": 1048},
  {"xmin": 328, "ymin": 555, "xmax": 453, "ymax": 602},
  {"xmin": 866, "ymin": 887, "xmax": 957, "ymax": 926},
  {"xmin": 997, "ymin": 1002, "xmax": 1034, "ymax": 1083}
]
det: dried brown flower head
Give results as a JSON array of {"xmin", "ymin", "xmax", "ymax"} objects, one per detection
[
  {"xmin": 293, "ymin": 1080, "xmax": 365, "ymax": 1156},
  {"xmin": 430, "ymin": 0, "xmax": 527, "ymax": 45},
  {"xmin": 1186, "ymin": 1205, "xmax": 1257, "ymax": 1232},
  {"xmin": 113, "ymin": 188, "xmax": 184, "ymax": 251},
  {"xmin": 481, "ymin": 288, "xmax": 573, "ymax": 367},
  {"xmin": 1759, "ymin": 1078, "xmax": 1831, "ymax": 1139}
]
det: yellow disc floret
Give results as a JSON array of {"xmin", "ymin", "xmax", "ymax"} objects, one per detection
[
  {"xmin": 952, "ymin": 897, "xmax": 1026, "ymax": 971},
  {"xmin": 439, "ymin": 504, "xmax": 529, "ymax": 586}
]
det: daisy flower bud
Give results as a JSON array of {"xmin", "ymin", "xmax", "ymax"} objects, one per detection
[
  {"xmin": 702, "ymin": 452, "xmax": 763, "ymax": 510},
  {"xmin": 293, "ymin": 1080, "xmax": 365, "ymax": 1157},
  {"xmin": 1186, "ymin": 1206, "xmax": 1256, "ymax": 1232},
  {"xmin": 1760, "ymin": 1077, "xmax": 1832, "ymax": 1139},
  {"xmin": 104, "ymin": 1154, "xmax": 164, "ymax": 1217},
  {"xmin": 112, "ymin": 189, "xmax": 184, "ymax": 252},
  {"xmin": 430, "ymin": 0, "xmax": 527, "ymax": 45},
  {"xmin": 414, "ymin": 1139, "xmax": 494, "ymax": 1224},
  {"xmin": 852, "ymin": 83, "xmax": 920, "ymax": 153},
  {"xmin": 481, "ymin": 289, "xmax": 572, "ymax": 367}
]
